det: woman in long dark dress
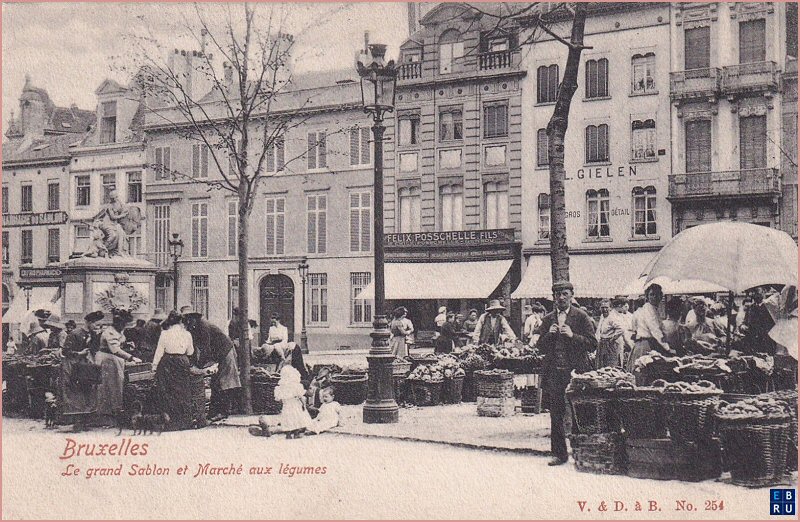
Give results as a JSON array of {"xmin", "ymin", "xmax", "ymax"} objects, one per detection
[{"xmin": 152, "ymin": 311, "xmax": 195, "ymax": 430}]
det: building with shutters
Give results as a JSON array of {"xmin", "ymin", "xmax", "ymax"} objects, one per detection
[
  {"xmin": 142, "ymin": 56, "xmax": 377, "ymax": 351},
  {"xmin": 667, "ymin": 2, "xmax": 794, "ymax": 235}
]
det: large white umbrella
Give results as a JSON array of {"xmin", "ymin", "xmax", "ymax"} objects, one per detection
[{"xmin": 645, "ymin": 222, "xmax": 798, "ymax": 294}]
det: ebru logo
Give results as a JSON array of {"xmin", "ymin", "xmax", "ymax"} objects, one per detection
[{"xmin": 770, "ymin": 489, "xmax": 795, "ymax": 516}]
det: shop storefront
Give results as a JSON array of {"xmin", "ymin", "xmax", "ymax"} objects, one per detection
[{"xmin": 2, "ymin": 267, "xmax": 63, "ymax": 339}]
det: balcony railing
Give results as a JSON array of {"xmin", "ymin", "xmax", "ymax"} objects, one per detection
[
  {"xmin": 669, "ymin": 67, "xmax": 722, "ymax": 101},
  {"xmin": 398, "ymin": 62, "xmax": 422, "ymax": 80},
  {"xmin": 668, "ymin": 168, "xmax": 781, "ymax": 199},
  {"xmin": 479, "ymin": 50, "xmax": 514, "ymax": 71},
  {"xmin": 722, "ymin": 61, "xmax": 779, "ymax": 95}
]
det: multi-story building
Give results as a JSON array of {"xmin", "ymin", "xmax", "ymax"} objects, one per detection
[
  {"xmin": 2, "ymin": 77, "xmax": 94, "ymax": 343},
  {"xmin": 667, "ymin": 2, "xmax": 790, "ymax": 233},
  {"xmin": 143, "ymin": 55, "xmax": 377, "ymax": 351},
  {"xmin": 515, "ymin": 2, "xmax": 674, "ymax": 301},
  {"xmin": 382, "ymin": 2, "xmax": 525, "ymax": 332},
  {"xmin": 780, "ymin": 2, "xmax": 797, "ymax": 240}
]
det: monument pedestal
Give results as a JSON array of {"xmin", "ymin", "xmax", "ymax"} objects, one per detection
[{"xmin": 60, "ymin": 257, "xmax": 158, "ymax": 323}]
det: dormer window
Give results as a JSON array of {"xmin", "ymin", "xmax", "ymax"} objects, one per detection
[
  {"xmin": 404, "ymin": 52, "xmax": 421, "ymax": 63},
  {"xmin": 100, "ymin": 101, "xmax": 117, "ymax": 144},
  {"xmin": 439, "ymin": 29, "xmax": 463, "ymax": 74},
  {"xmin": 489, "ymin": 38, "xmax": 509, "ymax": 52}
]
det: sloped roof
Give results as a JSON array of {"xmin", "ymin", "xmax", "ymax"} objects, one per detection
[
  {"xmin": 48, "ymin": 105, "xmax": 95, "ymax": 134},
  {"xmin": 2, "ymin": 133, "xmax": 84, "ymax": 165}
]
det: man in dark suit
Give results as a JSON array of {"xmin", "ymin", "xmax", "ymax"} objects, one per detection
[{"xmin": 537, "ymin": 281, "xmax": 598, "ymax": 466}]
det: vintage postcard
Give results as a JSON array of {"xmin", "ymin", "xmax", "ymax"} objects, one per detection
[{"xmin": 1, "ymin": 1, "xmax": 798, "ymax": 519}]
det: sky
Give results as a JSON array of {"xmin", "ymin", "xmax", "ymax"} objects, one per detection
[{"xmin": 1, "ymin": 2, "xmax": 410, "ymax": 133}]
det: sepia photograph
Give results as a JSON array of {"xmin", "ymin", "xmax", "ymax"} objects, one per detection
[{"xmin": 0, "ymin": 1, "xmax": 798, "ymax": 519}]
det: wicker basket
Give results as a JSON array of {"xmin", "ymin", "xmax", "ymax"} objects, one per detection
[
  {"xmin": 251, "ymin": 375, "xmax": 282, "ymax": 414},
  {"xmin": 409, "ymin": 379, "xmax": 443, "ymax": 406},
  {"xmin": 662, "ymin": 392, "xmax": 721, "ymax": 444},
  {"xmin": 615, "ymin": 388, "xmax": 667, "ymax": 439},
  {"xmin": 392, "ymin": 360, "xmax": 412, "ymax": 376},
  {"xmin": 520, "ymin": 386, "xmax": 543, "ymax": 414},
  {"xmin": 716, "ymin": 414, "xmax": 792, "ymax": 487},
  {"xmin": 567, "ymin": 389, "xmax": 620, "ymax": 435},
  {"xmin": 442, "ymin": 376, "xmax": 464, "ymax": 404},
  {"xmin": 331, "ymin": 374, "xmax": 368, "ymax": 405},
  {"xmin": 626, "ymin": 438, "xmax": 721, "ymax": 481},
  {"xmin": 462, "ymin": 372, "xmax": 477, "ymax": 402},
  {"xmin": 475, "ymin": 371, "xmax": 514, "ymax": 399},
  {"xmin": 477, "ymin": 396, "xmax": 516, "ymax": 417},
  {"xmin": 570, "ymin": 432, "xmax": 627, "ymax": 475}
]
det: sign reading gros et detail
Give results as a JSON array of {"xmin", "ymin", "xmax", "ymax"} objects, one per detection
[
  {"xmin": 385, "ymin": 228, "xmax": 515, "ymax": 248},
  {"xmin": 3, "ymin": 211, "xmax": 68, "ymax": 227}
]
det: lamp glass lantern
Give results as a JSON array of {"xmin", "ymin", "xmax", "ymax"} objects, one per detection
[
  {"xmin": 357, "ymin": 44, "xmax": 397, "ymax": 116},
  {"xmin": 298, "ymin": 259, "xmax": 310, "ymax": 280},
  {"xmin": 168, "ymin": 233, "xmax": 184, "ymax": 258}
]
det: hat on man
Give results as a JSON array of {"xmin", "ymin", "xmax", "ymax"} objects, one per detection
[
  {"xmin": 438, "ymin": 306, "xmax": 447, "ymax": 314},
  {"xmin": 181, "ymin": 306, "xmax": 202, "ymax": 318},
  {"xmin": 552, "ymin": 281, "xmax": 574, "ymax": 293},
  {"xmin": 44, "ymin": 314, "xmax": 66, "ymax": 330},
  {"xmin": 151, "ymin": 308, "xmax": 167, "ymax": 321},
  {"xmin": 485, "ymin": 299, "xmax": 506, "ymax": 312},
  {"xmin": 65, "ymin": 319, "xmax": 77, "ymax": 329},
  {"xmin": 84, "ymin": 310, "xmax": 105, "ymax": 323},
  {"xmin": 33, "ymin": 309, "xmax": 51, "ymax": 320}
]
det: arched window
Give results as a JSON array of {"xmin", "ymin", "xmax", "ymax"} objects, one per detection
[
  {"xmin": 484, "ymin": 181, "xmax": 509, "ymax": 229},
  {"xmin": 586, "ymin": 189, "xmax": 610, "ymax": 238},
  {"xmin": 439, "ymin": 29, "xmax": 463, "ymax": 74},
  {"xmin": 631, "ymin": 119, "xmax": 657, "ymax": 160},
  {"xmin": 398, "ymin": 186, "xmax": 421, "ymax": 233},
  {"xmin": 632, "ymin": 186, "xmax": 657, "ymax": 237},
  {"xmin": 537, "ymin": 193, "xmax": 551, "ymax": 240},
  {"xmin": 631, "ymin": 53, "xmax": 656, "ymax": 94},
  {"xmin": 585, "ymin": 58, "xmax": 609, "ymax": 98},
  {"xmin": 585, "ymin": 124, "xmax": 610, "ymax": 163},
  {"xmin": 439, "ymin": 184, "xmax": 463, "ymax": 231},
  {"xmin": 537, "ymin": 64, "xmax": 559, "ymax": 103}
]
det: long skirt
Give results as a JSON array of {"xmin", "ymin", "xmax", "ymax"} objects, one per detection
[
  {"xmin": 91, "ymin": 351, "xmax": 125, "ymax": 416},
  {"xmin": 596, "ymin": 339, "xmax": 623, "ymax": 369},
  {"xmin": 389, "ymin": 336, "xmax": 407, "ymax": 358},
  {"xmin": 216, "ymin": 349, "xmax": 241, "ymax": 391},
  {"xmin": 154, "ymin": 354, "xmax": 193, "ymax": 430},
  {"xmin": 59, "ymin": 356, "xmax": 97, "ymax": 418},
  {"xmin": 626, "ymin": 339, "xmax": 653, "ymax": 373}
]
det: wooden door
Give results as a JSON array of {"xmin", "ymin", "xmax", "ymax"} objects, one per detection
[{"xmin": 259, "ymin": 274, "xmax": 295, "ymax": 343}]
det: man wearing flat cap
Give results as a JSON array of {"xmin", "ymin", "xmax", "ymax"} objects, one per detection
[{"xmin": 536, "ymin": 281, "xmax": 598, "ymax": 466}]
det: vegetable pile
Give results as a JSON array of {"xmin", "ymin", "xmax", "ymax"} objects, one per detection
[
  {"xmin": 653, "ymin": 379, "xmax": 722, "ymax": 394},
  {"xmin": 567, "ymin": 367, "xmax": 635, "ymax": 392},
  {"xmin": 717, "ymin": 396, "xmax": 792, "ymax": 420}
]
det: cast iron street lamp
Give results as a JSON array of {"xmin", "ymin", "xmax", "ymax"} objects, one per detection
[
  {"xmin": 22, "ymin": 285, "xmax": 32, "ymax": 311},
  {"xmin": 298, "ymin": 258, "xmax": 309, "ymax": 354},
  {"xmin": 167, "ymin": 233, "xmax": 184, "ymax": 311},
  {"xmin": 357, "ymin": 43, "xmax": 398, "ymax": 424}
]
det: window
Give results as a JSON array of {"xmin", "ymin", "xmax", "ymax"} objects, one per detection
[
  {"xmin": 537, "ymin": 193, "xmax": 551, "ymax": 240},
  {"xmin": 20, "ymin": 185, "xmax": 32, "ymax": 213},
  {"xmin": 2, "ymin": 186, "xmax": 7, "ymax": 214},
  {"xmin": 684, "ymin": 27, "xmax": 710, "ymax": 70},
  {"xmin": 2, "ymin": 232, "xmax": 9, "ymax": 264},
  {"xmin": 267, "ymin": 136, "xmax": 285, "ymax": 172},
  {"xmin": 190, "ymin": 275, "xmax": 209, "ymax": 318},
  {"xmin": 685, "ymin": 119, "xmax": 711, "ymax": 172},
  {"xmin": 537, "ymin": 129, "xmax": 549, "ymax": 167},
  {"xmin": 537, "ymin": 64, "xmax": 559, "ymax": 103},
  {"xmin": 192, "ymin": 144, "xmax": 209, "ymax": 178},
  {"xmin": 439, "ymin": 29, "xmax": 464, "ymax": 74},
  {"xmin": 631, "ymin": 119, "xmax": 657, "ymax": 160},
  {"xmin": 398, "ymin": 114, "xmax": 420, "ymax": 146},
  {"xmin": 350, "ymin": 127, "xmax": 371, "ymax": 165},
  {"xmin": 483, "ymin": 103, "xmax": 509, "ymax": 139},
  {"xmin": 398, "ymin": 186, "xmax": 421, "ymax": 233},
  {"xmin": 307, "ymin": 131, "xmax": 327, "ymax": 170},
  {"xmin": 127, "ymin": 172, "xmax": 142, "ymax": 203},
  {"xmin": 350, "ymin": 272, "xmax": 373, "ymax": 325},
  {"xmin": 350, "ymin": 191, "xmax": 371, "ymax": 252},
  {"xmin": 307, "ymin": 194, "xmax": 327, "ymax": 254},
  {"xmin": 404, "ymin": 52, "xmax": 421, "ymax": 63},
  {"xmin": 585, "ymin": 124, "xmax": 610, "ymax": 163},
  {"xmin": 439, "ymin": 184, "xmax": 463, "ymax": 231},
  {"xmin": 21, "ymin": 229, "xmax": 32, "ymax": 264},
  {"xmin": 739, "ymin": 19, "xmax": 766, "ymax": 64},
  {"xmin": 100, "ymin": 101, "xmax": 117, "ymax": 144},
  {"xmin": 631, "ymin": 53, "xmax": 656, "ymax": 94},
  {"xmin": 227, "ymin": 200, "xmax": 238, "ymax": 257},
  {"xmin": 102, "ymin": 173, "xmax": 116, "ymax": 204},
  {"xmin": 585, "ymin": 58, "xmax": 609, "ymax": 98},
  {"xmin": 265, "ymin": 197, "xmax": 285, "ymax": 255},
  {"xmin": 632, "ymin": 186, "xmax": 657, "ymax": 237},
  {"xmin": 47, "ymin": 229, "xmax": 60, "ymax": 263},
  {"xmin": 586, "ymin": 189, "xmax": 610, "ymax": 239},
  {"xmin": 309, "ymin": 273, "xmax": 328, "ymax": 324},
  {"xmin": 228, "ymin": 275, "xmax": 239, "ymax": 321},
  {"xmin": 127, "ymin": 228, "xmax": 142, "ymax": 257},
  {"xmin": 191, "ymin": 202, "xmax": 208, "ymax": 258},
  {"xmin": 153, "ymin": 204, "xmax": 171, "ymax": 267},
  {"xmin": 47, "ymin": 182, "xmax": 60, "ymax": 211},
  {"xmin": 789, "ymin": 3, "xmax": 798, "ymax": 58},
  {"xmin": 74, "ymin": 224, "xmax": 90, "ymax": 254},
  {"xmin": 155, "ymin": 274, "xmax": 171, "ymax": 312},
  {"xmin": 76, "ymin": 176, "xmax": 91, "ymax": 206},
  {"xmin": 154, "ymin": 146, "xmax": 171, "ymax": 180},
  {"xmin": 439, "ymin": 108, "xmax": 463, "ymax": 141},
  {"xmin": 484, "ymin": 181, "xmax": 509, "ymax": 229},
  {"xmin": 740, "ymin": 115, "xmax": 767, "ymax": 169}
]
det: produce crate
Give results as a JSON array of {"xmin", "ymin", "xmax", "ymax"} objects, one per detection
[
  {"xmin": 615, "ymin": 388, "xmax": 667, "ymax": 439},
  {"xmin": 626, "ymin": 438, "xmax": 721, "ymax": 481},
  {"xmin": 409, "ymin": 379, "xmax": 442, "ymax": 406},
  {"xmin": 477, "ymin": 396, "xmax": 515, "ymax": 417},
  {"xmin": 251, "ymin": 375, "xmax": 282, "ymax": 415},
  {"xmin": 716, "ymin": 414, "xmax": 792, "ymax": 487},
  {"xmin": 567, "ymin": 389, "xmax": 620, "ymax": 435},
  {"xmin": 662, "ymin": 392, "xmax": 721, "ymax": 444},
  {"xmin": 331, "ymin": 374, "xmax": 368, "ymax": 405},
  {"xmin": 442, "ymin": 376, "xmax": 463, "ymax": 404},
  {"xmin": 570, "ymin": 432, "xmax": 627, "ymax": 475},
  {"xmin": 520, "ymin": 386, "xmax": 543, "ymax": 414},
  {"xmin": 475, "ymin": 371, "xmax": 514, "ymax": 399}
]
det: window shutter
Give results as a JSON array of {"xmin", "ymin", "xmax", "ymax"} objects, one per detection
[
  {"xmin": 685, "ymin": 27, "xmax": 710, "ymax": 70},
  {"xmin": 585, "ymin": 61, "xmax": 595, "ymax": 97},
  {"xmin": 350, "ymin": 193, "xmax": 359, "ymax": 251},
  {"xmin": 537, "ymin": 129, "xmax": 548, "ymax": 166},
  {"xmin": 361, "ymin": 203, "xmax": 370, "ymax": 252},
  {"xmin": 267, "ymin": 141, "xmax": 275, "ymax": 172},
  {"xmin": 361, "ymin": 127, "xmax": 370, "ymax": 164},
  {"xmin": 201, "ymin": 146, "xmax": 209, "ymax": 177},
  {"xmin": 350, "ymin": 128, "xmax": 359, "ymax": 165},
  {"xmin": 192, "ymin": 145, "xmax": 200, "ymax": 177},
  {"xmin": 599, "ymin": 124, "xmax": 609, "ymax": 161},
  {"xmin": 201, "ymin": 205, "xmax": 208, "ymax": 257},
  {"xmin": 739, "ymin": 19, "xmax": 766, "ymax": 64},
  {"xmin": 686, "ymin": 120, "xmax": 712, "ymax": 172},
  {"xmin": 266, "ymin": 213, "xmax": 275, "ymax": 255},
  {"xmin": 276, "ymin": 210, "xmax": 284, "ymax": 254},
  {"xmin": 537, "ymin": 66, "xmax": 546, "ymax": 103},
  {"xmin": 307, "ymin": 133, "xmax": 316, "ymax": 169},
  {"xmin": 155, "ymin": 148, "xmax": 163, "ymax": 178},
  {"xmin": 740, "ymin": 115, "xmax": 767, "ymax": 169},
  {"xmin": 549, "ymin": 65, "xmax": 559, "ymax": 101},
  {"xmin": 318, "ymin": 196, "xmax": 327, "ymax": 253},
  {"xmin": 499, "ymin": 105, "xmax": 507, "ymax": 136},
  {"xmin": 599, "ymin": 59, "xmax": 608, "ymax": 97},
  {"xmin": 164, "ymin": 147, "xmax": 170, "ymax": 173},
  {"xmin": 318, "ymin": 132, "xmax": 327, "ymax": 168}
]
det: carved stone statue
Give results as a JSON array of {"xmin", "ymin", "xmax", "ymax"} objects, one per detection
[{"xmin": 82, "ymin": 189, "xmax": 143, "ymax": 258}]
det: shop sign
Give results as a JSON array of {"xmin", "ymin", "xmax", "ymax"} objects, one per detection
[
  {"xmin": 385, "ymin": 228, "xmax": 515, "ymax": 248},
  {"xmin": 3, "ymin": 211, "xmax": 68, "ymax": 227},
  {"xmin": 19, "ymin": 267, "xmax": 62, "ymax": 280},
  {"xmin": 566, "ymin": 165, "xmax": 638, "ymax": 181},
  {"xmin": 566, "ymin": 208, "xmax": 631, "ymax": 219}
]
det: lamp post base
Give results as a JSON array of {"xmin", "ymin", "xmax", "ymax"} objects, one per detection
[
  {"xmin": 362, "ymin": 314, "xmax": 399, "ymax": 424},
  {"xmin": 300, "ymin": 329, "xmax": 308, "ymax": 354}
]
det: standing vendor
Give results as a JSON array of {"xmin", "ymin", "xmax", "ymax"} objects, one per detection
[
  {"xmin": 60, "ymin": 311, "xmax": 104, "ymax": 425},
  {"xmin": 95, "ymin": 309, "xmax": 141, "ymax": 422},
  {"xmin": 471, "ymin": 300, "xmax": 516, "ymax": 345}
]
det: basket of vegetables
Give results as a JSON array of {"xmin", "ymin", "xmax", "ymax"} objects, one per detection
[
  {"xmin": 474, "ymin": 369, "xmax": 514, "ymax": 399},
  {"xmin": 762, "ymin": 390, "xmax": 798, "ymax": 471},
  {"xmin": 614, "ymin": 382, "xmax": 667, "ymax": 439},
  {"xmin": 661, "ymin": 380, "xmax": 723, "ymax": 444},
  {"xmin": 566, "ymin": 368, "xmax": 634, "ymax": 435},
  {"xmin": 331, "ymin": 372, "xmax": 369, "ymax": 405},
  {"xmin": 458, "ymin": 353, "xmax": 489, "ymax": 402},
  {"xmin": 715, "ymin": 396, "xmax": 793, "ymax": 487},
  {"xmin": 251, "ymin": 367, "xmax": 282, "ymax": 414},
  {"xmin": 407, "ymin": 364, "xmax": 444, "ymax": 406},
  {"xmin": 437, "ymin": 355, "xmax": 465, "ymax": 404}
]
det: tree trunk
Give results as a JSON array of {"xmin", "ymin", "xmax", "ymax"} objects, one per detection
[
  {"xmin": 237, "ymin": 186, "xmax": 253, "ymax": 414},
  {"xmin": 547, "ymin": 3, "xmax": 588, "ymax": 286}
]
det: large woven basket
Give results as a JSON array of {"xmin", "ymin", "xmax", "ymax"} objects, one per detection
[
  {"xmin": 251, "ymin": 375, "xmax": 282, "ymax": 414},
  {"xmin": 615, "ymin": 388, "xmax": 667, "ymax": 439},
  {"xmin": 570, "ymin": 432, "xmax": 627, "ymax": 475},
  {"xmin": 662, "ymin": 391, "xmax": 721, "ymax": 444},
  {"xmin": 461, "ymin": 372, "xmax": 477, "ymax": 402},
  {"xmin": 477, "ymin": 396, "xmax": 515, "ymax": 417},
  {"xmin": 716, "ymin": 414, "xmax": 792, "ymax": 487},
  {"xmin": 475, "ymin": 371, "xmax": 514, "ymax": 399},
  {"xmin": 442, "ymin": 376, "xmax": 464, "ymax": 404},
  {"xmin": 409, "ymin": 379, "xmax": 443, "ymax": 406},
  {"xmin": 567, "ymin": 389, "xmax": 620, "ymax": 435},
  {"xmin": 331, "ymin": 373, "xmax": 368, "ymax": 405}
]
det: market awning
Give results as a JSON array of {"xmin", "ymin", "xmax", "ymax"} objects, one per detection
[
  {"xmin": 2, "ymin": 287, "xmax": 60, "ymax": 326},
  {"xmin": 355, "ymin": 259, "xmax": 513, "ymax": 300},
  {"xmin": 511, "ymin": 253, "xmax": 654, "ymax": 299},
  {"xmin": 621, "ymin": 276, "xmax": 728, "ymax": 298}
]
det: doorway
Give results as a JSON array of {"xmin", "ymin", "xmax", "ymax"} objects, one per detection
[{"xmin": 259, "ymin": 274, "xmax": 295, "ymax": 343}]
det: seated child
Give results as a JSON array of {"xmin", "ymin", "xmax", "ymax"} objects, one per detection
[{"xmin": 306, "ymin": 386, "xmax": 341, "ymax": 435}]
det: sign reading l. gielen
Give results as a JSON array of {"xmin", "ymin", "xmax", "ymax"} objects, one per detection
[
  {"xmin": 385, "ymin": 228, "xmax": 515, "ymax": 248},
  {"xmin": 3, "ymin": 211, "xmax": 69, "ymax": 227}
]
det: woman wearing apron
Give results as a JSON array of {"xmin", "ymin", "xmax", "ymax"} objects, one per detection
[
  {"xmin": 626, "ymin": 283, "xmax": 673, "ymax": 372},
  {"xmin": 94, "ymin": 309, "xmax": 141, "ymax": 422}
]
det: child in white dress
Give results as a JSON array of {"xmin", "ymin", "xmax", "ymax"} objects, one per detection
[
  {"xmin": 306, "ymin": 386, "xmax": 341, "ymax": 435},
  {"xmin": 273, "ymin": 365, "xmax": 311, "ymax": 438}
]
